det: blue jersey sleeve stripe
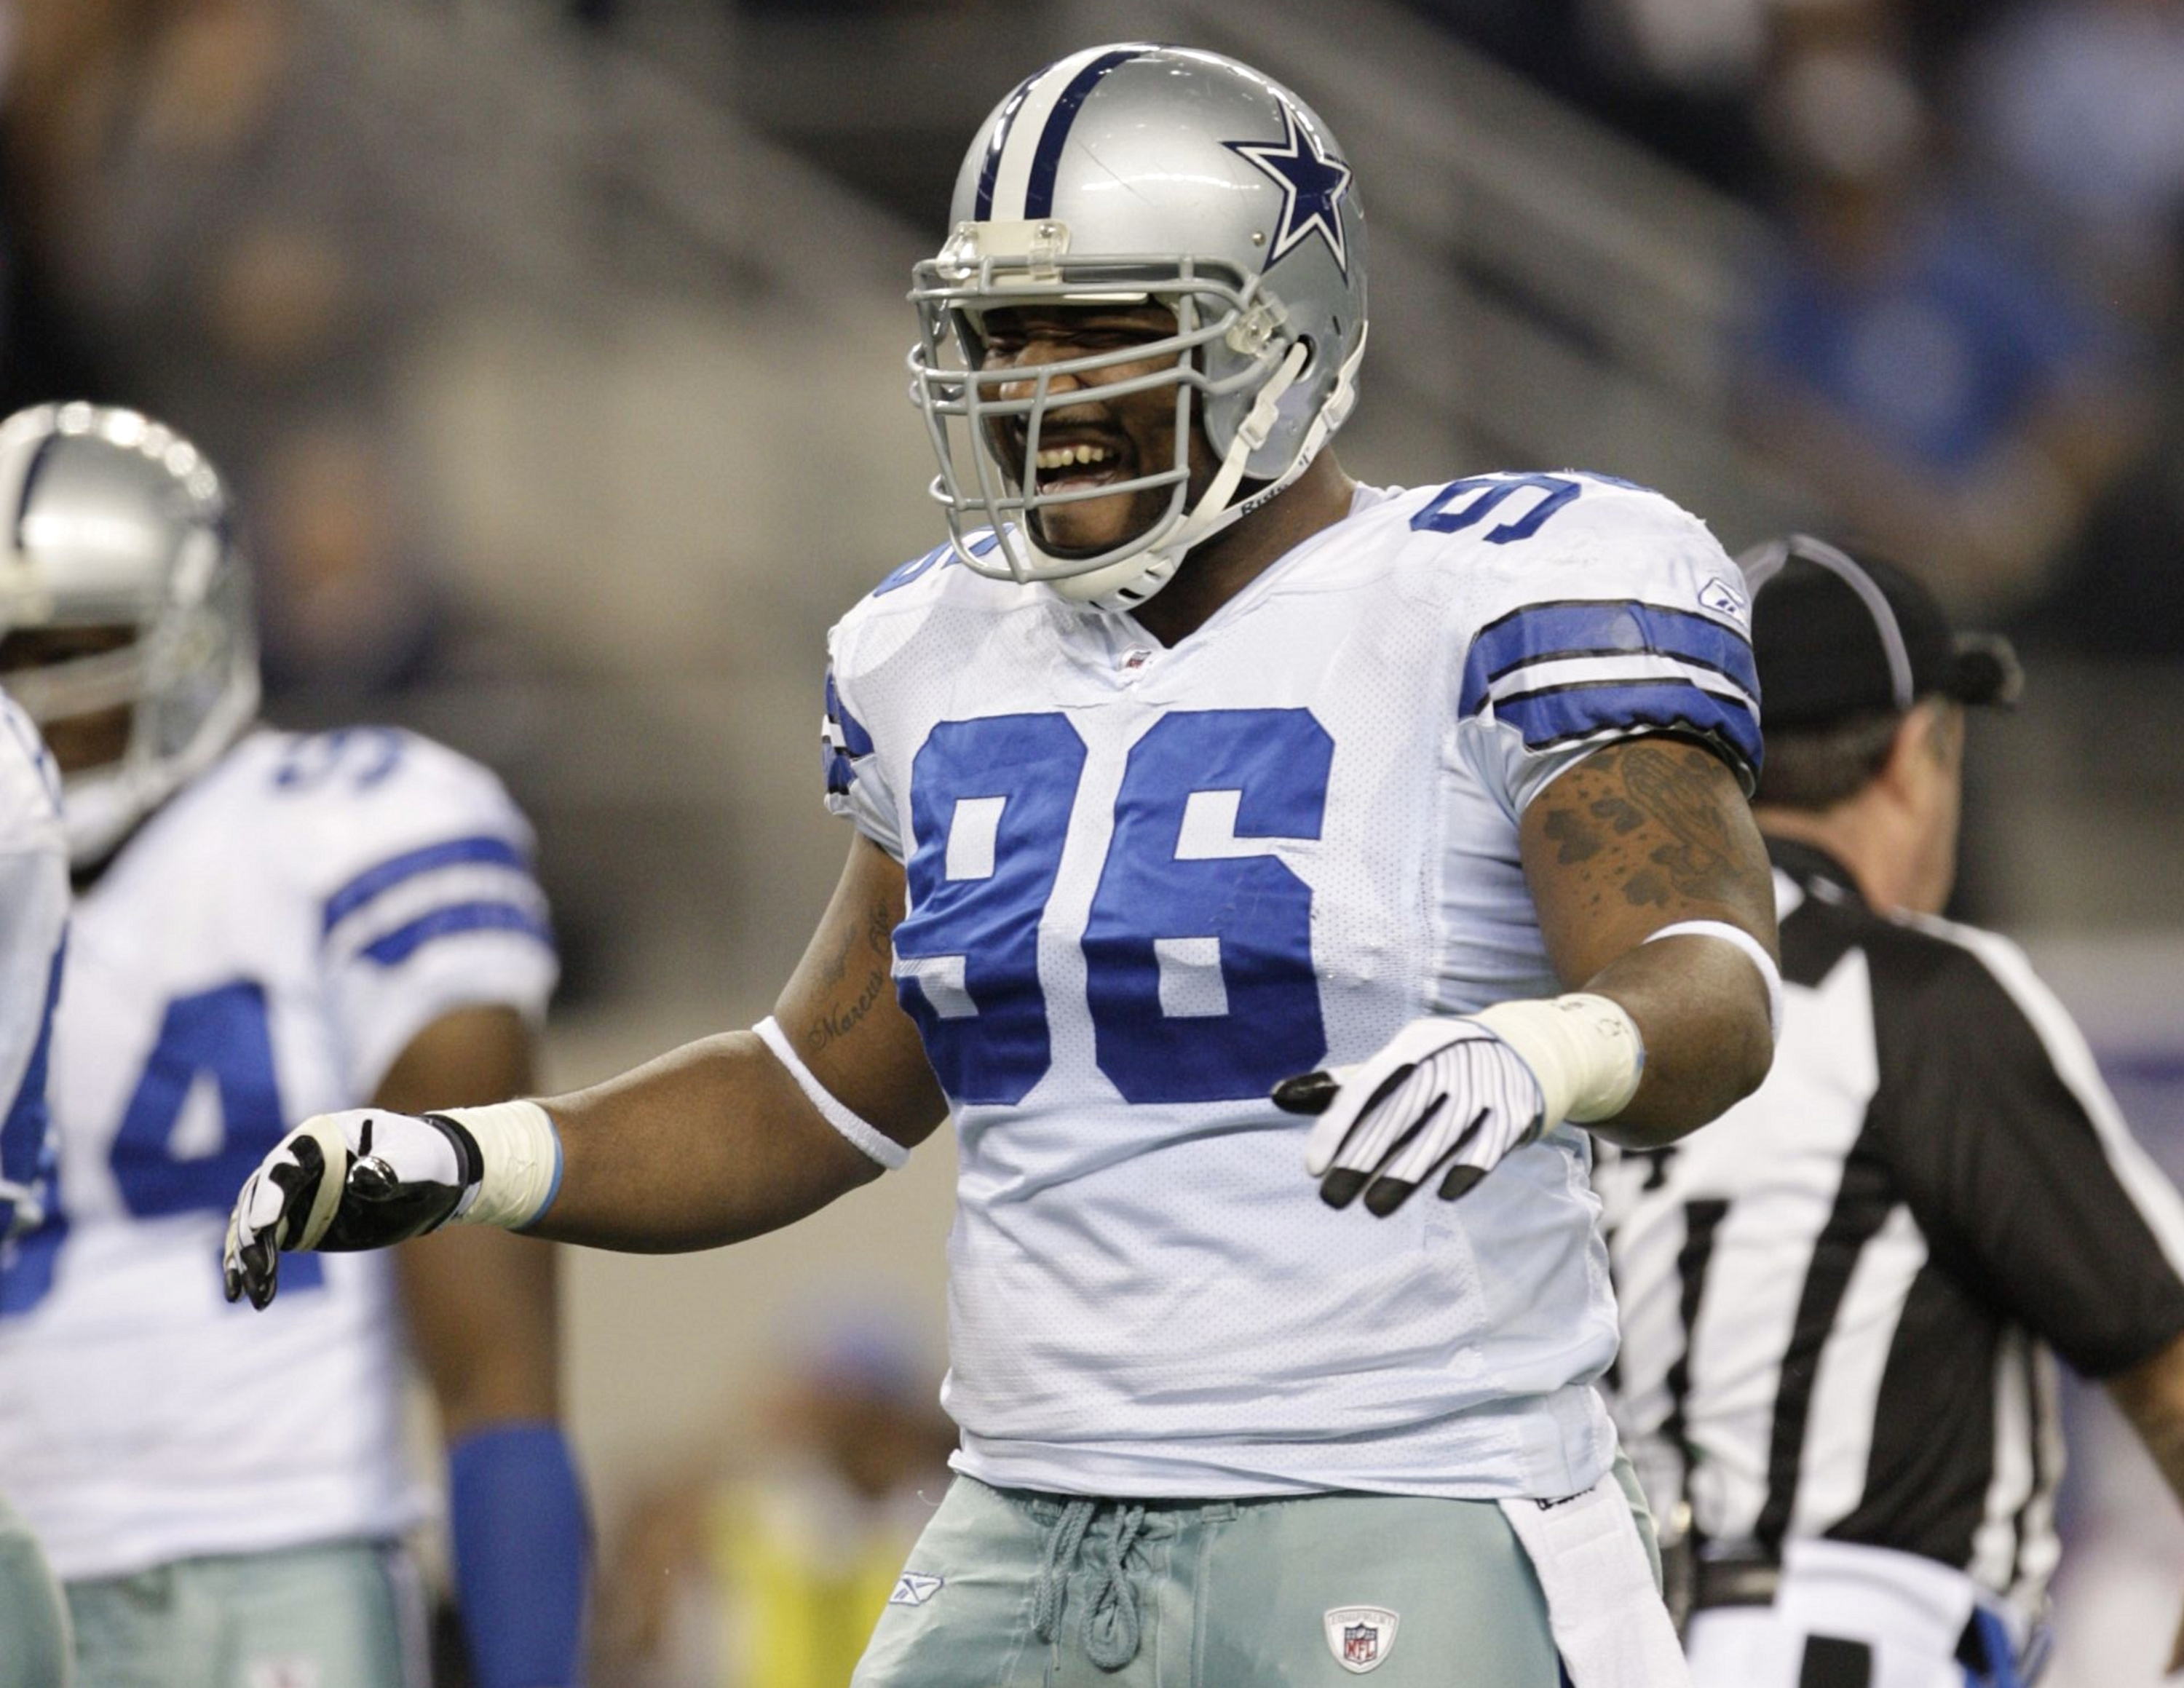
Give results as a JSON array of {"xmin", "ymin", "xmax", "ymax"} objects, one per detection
[
  {"xmin": 355, "ymin": 902, "xmax": 555, "ymax": 968},
  {"xmin": 824, "ymin": 670, "xmax": 876, "ymax": 758},
  {"xmin": 1460, "ymin": 601, "xmax": 1757, "ymax": 716},
  {"xmin": 323, "ymin": 836, "xmax": 529, "ymax": 935},
  {"xmin": 1493, "ymin": 679, "xmax": 1763, "ymax": 770},
  {"xmin": 1478, "ymin": 643, "xmax": 1755, "ymax": 693}
]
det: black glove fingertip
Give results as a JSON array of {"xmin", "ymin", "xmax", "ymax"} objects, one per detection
[
  {"xmin": 1273, "ymin": 1072, "xmax": 1339, "ymax": 1116},
  {"xmin": 1364, "ymin": 1177, "xmax": 1419, "ymax": 1218},
  {"xmin": 241, "ymin": 1239, "xmax": 278, "ymax": 1310},
  {"xmin": 1437, "ymin": 1164, "xmax": 1487, "ymax": 1202},
  {"xmin": 1318, "ymin": 1168, "xmax": 1369, "ymax": 1209}
]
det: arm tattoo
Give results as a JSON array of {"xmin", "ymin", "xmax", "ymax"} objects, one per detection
[
  {"xmin": 1618, "ymin": 742, "xmax": 1746, "ymax": 906},
  {"xmin": 1531, "ymin": 739, "xmax": 1756, "ymax": 914},
  {"xmin": 809, "ymin": 903, "xmax": 896, "ymax": 1050}
]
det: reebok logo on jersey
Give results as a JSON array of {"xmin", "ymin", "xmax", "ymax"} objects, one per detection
[
  {"xmin": 889, "ymin": 1572, "xmax": 944, "ymax": 1606},
  {"xmin": 1699, "ymin": 575, "xmax": 1749, "ymax": 619},
  {"xmin": 1324, "ymin": 1606, "xmax": 1399, "ymax": 1673}
]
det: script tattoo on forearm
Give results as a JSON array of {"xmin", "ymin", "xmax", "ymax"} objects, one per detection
[
  {"xmin": 810, "ymin": 902, "xmax": 896, "ymax": 1051},
  {"xmin": 1532, "ymin": 739, "xmax": 1750, "ymax": 911}
]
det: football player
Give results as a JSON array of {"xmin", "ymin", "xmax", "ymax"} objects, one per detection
[
  {"xmin": 0, "ymin": 685, "xmax": 72, "ymax": 1687},
  {"xmin": 0, "ymin": 404, "xmax": 587, "ymax": 1688},
  {"xmin": 228, "ymin": 47, "xmax": 1779, "ymax": 1687}
]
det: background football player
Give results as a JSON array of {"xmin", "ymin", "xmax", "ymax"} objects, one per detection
[
  {"xmin": 229, "ymin": 47, "xmax": 1780, "ymax": 1687},
  {"xmin": 0, "ymin": 683, "xmax": 73, "ymax": 1687},
  {"xmin": 0, "ymin": 403, "xmax": 587, "ymax": 1688}
]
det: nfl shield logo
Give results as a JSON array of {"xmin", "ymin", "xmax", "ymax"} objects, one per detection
[{"xmin": 1324, "ymin": 1606, "xmax": 1400, "ymax": 1675}]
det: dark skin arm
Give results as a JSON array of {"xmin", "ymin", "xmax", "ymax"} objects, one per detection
[
  {"xmin": 526, "ymin": 833, "xmax": 948, "ymax": 1253},
  {"xmin": 1519, "ymin": 735, "xmax": 1779, "ymax": 1146},
  {"xmin": 2105, "ymin": 1328, "xmax": 2184, "ymax": 1673},
  {"xmin": 384, "ymin": 1005, "xmax": 560, "ymax": 1433}
]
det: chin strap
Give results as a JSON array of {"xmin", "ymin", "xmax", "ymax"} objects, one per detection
[{"xmin": 1045, "ymin": 338, "xmax": 1316, "ymax": 613}]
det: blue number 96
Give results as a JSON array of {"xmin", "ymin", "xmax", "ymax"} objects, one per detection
[{"xmin": 893, "ymin": 708, "xmax": 1332, "ymax": 1106}]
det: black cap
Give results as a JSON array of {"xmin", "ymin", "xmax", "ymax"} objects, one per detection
[{"xmin": 1740, "ymin": 534, "xmax": 2022, "ymax": 730}]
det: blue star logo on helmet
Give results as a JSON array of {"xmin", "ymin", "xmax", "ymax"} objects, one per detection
[{"xmin": 1224, "ymin": 103, "xmax": 1355, "ymax": 276}]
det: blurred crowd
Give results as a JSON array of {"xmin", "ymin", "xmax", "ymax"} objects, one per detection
[
  {"xmin": 592, "ymin": 1320, "xmax": 954, "ymax": 1687},
  {"xmin": 1428, "ymin": 0, "xmax": 2184, "ymax": 651},
  {"xmin": 0, "ymin": 0, "xmax": 508, "ymax": 702},
  {"xmin": 2, "ymin": 0, "xmax": 2176, "ymax": 721}
]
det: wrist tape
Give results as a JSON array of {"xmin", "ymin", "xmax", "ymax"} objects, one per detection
[
  {"xmin": 443, "ymin": 1100, "xmax": 563, "ymax": 1231},
  {"xmin": 1471, "ymin": 993, "xmax": 1646, "ymax": 1130}
]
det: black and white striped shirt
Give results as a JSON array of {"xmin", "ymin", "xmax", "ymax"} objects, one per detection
[{"xmin": 1597, "ymin": 839, "xmax": 2184, "ymax": 1621}]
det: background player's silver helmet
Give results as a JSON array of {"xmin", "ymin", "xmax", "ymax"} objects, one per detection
[
  {"xmin": 0, "ymin": 403, "xmax": 257, "ymax": 865},
  {"xmin": 909, "ymin": 44, "xmax": 1369, "ymax": 611}
]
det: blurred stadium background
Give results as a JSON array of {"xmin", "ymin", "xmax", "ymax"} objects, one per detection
[{"xmin": 5, "ymin": 0, "xmax": 2179, "ymax": 1680}]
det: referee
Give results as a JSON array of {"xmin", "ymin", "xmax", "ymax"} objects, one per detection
[{"xmin": 1597, "ymin": 534, "xmax": 2184, "ymax": 1688}]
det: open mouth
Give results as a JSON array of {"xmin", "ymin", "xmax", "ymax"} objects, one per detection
[{"xmin": 1021, "ymin": 432, "xmax": 1133, "ymax": 497}]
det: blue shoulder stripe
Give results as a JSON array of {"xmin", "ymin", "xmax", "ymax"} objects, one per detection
[
  {"xmin": 323, "ymin": 836, "xmax": 529, "ymax": 935},
  {"xmin": 357, "ymin": 901, "xmax": 553, "ymax": 968},
  {"xmin": 823, "ymin": 670, "xmax": 876, "ymax": 758},
  {"xmin": 1460, "ymin": 601, "xmax": 1757, "ymax": 716},
  {"xmin": 1494, "ymin": 679, "xmax": 1763, "ymax": 772}
]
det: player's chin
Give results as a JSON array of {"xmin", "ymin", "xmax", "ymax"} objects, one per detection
[{"xmin": 1032, "ymin": 488, "xmax": 1163, "ymax": 558}]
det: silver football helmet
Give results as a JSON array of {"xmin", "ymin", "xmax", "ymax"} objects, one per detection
[
  {"xmin": 909, "ymin": 44, "xmax": 1369, "ymax": 611},
  {"xmin": 0, "ymin": 404, "xmax": 257, "ymax": 865}
]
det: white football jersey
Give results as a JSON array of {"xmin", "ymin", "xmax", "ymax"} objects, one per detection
[
  {"xmin": 0, "ymin": 726, "xmax": 557, "ymax": 1580},
  {"xmin": 0, "ymin": 691, "xmax": 67, "ymax": 1243},
  {"xmin": 824, "ymin": 473, "xmax": 1760, "ymax": 1502}
]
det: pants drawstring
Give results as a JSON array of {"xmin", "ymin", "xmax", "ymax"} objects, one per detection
[{"xmin": 1029, "ymin": 1498, "xmax": 1149, "ymax": 1671}]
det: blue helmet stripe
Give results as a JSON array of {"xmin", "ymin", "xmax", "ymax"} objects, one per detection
[
  {"xmin": 973, "ymin": 74, "xmax": 1037, "ymax": 221},
  {"xmin": 1023, "ymin": 49, "xmax": 1144, "ymax": 219}
]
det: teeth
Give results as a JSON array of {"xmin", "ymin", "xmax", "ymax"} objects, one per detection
[{"xmin": 1033, "ymin": 443, "xmax": 1114, "ymax": 472}]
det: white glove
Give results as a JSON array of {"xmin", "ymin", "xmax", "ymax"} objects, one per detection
[
  {"xmin": 223, "ymin": 1108, "xmax": 480, "ymax": 1309},
  {"xmin": 1277, "ymin": 1018, "xmax": 1548, "ymax": 1216}
]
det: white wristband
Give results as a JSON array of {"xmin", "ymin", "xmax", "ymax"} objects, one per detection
[
  {"xmin": 753, "ymin": 1015, "xmax": 910, "ymax": 1171},
  {"xmin": 444, "ymin": 1100, "xmax": 563, "ymax": 1231},
  {"xmin": 1470, "ymin": 993, "xmax": 1646, "ymax": 1130},
  {"xmin": 1643, "ymin": 919, "xmax": 1783, "ymax": 1041}
]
